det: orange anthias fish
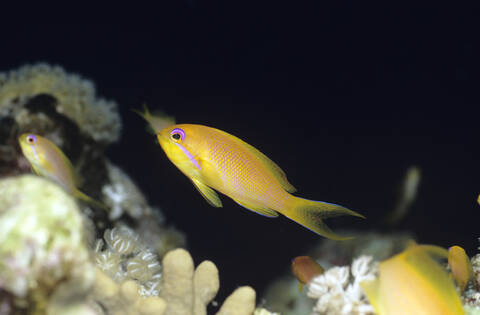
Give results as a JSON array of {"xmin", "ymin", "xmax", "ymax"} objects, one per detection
[
  {"xmin": 361, "ymin": 243, "xmax": 464, "ymax": 315},
  {"xmin": 291, "ymin": 256, "xmax": 325, "ymax": 291},
  {"xmin": 448, "ymin": 245, "xmax": 474, "ymax": 293},
  {"xmin": 18, "ymin": 133, "xmax": 107, "ymax": 210},
  {"xmin": 136, "ymin": 108, "xmax": 364, "ymax": 239}
]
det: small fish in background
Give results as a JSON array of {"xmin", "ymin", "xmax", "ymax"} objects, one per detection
[
  {"xmin": 291, "ymin": 256, "xmax": 324, "ymax": 292},
  {"xmin": 385, "ymin": 166, "xmax": 421, "ymax": 225},
  {"xmin": 135, "ymin": 106, "xmax": 364, "ymax": 240},
  {"xmin": 448, "ymin": 245, "xmax": 474, "ymax": 293},
  {"xmin": 361, "ymin": 242, "xmax": 464, "ymax": 315},
  {"xmin": 18, "ymin": 133, "xmax": 108, "ymax": 211}
]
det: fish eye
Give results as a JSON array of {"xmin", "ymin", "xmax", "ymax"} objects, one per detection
[
  {"xmin": 26, "ymin": 134, "xmax": 37, "ymax": 144},
  {"xmin": 170, "ymin": 128, "xmax": 185, "ymax": 142}
]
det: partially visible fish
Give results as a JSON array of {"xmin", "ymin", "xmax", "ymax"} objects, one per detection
[
  {"xmin": 18, "ymin": 133, "xmax": 107, "ymax": 210},
  {"xmin": 136, "ymin": 106, "xmax": 364, "ymax": 239},
  {"xmin": 291, "ymin": 256, "xmax": 324, "ymax": 292},
  {"xmin": 448, "ymin": 245, "xmax": 473, "ymax": 293},
  {"xmin": 361, "ymin": 242, "xmax": 464, "ymax": 315},
  {"xmin": 385, "ymin": 166, "xmax": 421, "ymax": 225}
]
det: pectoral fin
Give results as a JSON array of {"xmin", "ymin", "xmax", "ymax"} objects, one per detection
[
  {"xmin": 232, "ymin": 199, "xmax": 279, "ymax": 218},
  {"xmin": 297, "ymin": 282, "xmax": 304, "ymax": 292},
  {"xmin": 191, "ymin": 179, "xmax": 222, "ymax": 207},
  {"xmin": 74, "ymin": 189, "xmax": 109, "ymax": 212}
]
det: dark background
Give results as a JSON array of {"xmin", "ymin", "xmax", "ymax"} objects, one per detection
[{"xmin": 2, "ymin": 4, "xmax": 480, "ymax": 304}]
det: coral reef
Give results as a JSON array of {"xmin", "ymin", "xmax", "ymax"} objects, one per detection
[
  {"xmin": 0, "ymin": 175, "xmax": 95, "ymax": 314},
  {"xmin": 262, "ymin": 231, "xmax": 413, "ymax": 315},
  {"xmin": 0, "ymin": 63, "xmax": 121, "ymax": 143},
  {"xmin": 94, "ymin": 226, "xmax": 162, "ymax": 297},
  {"xmin": 307, "ymin": 256, "xmax": 376, "ymax": 315},
  {"xmin": 102, "ymin": 162, "xmax": 151, "ymax": 220},
  {"xmin": 462, "ymin": 250, "xmax": 480, "ymax": 314},
  {"xmin": 160, "ymin": 248, "xmax": 257, "ymax": 315},
  {"xmin": 0, "ymin": 63, "xmax": 120, "ymax": 218},
  {"xmin": 89, "ymin": 268, "xmax": 166, "ymax": 315},
  {"xmin": 0, "ymin": 177, "xmax": 258, "ymax": 314},
  {"xmin": 0, "ymin": 63, "xmax": 195, "ymax": 314},
  {"xmin": 101, "ymin": 161, "xmax": 186, "ymax": 257}
]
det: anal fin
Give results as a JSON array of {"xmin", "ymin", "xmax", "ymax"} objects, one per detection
[
  {"xmin": 233, "ymin": 199, "xmax": 279, "ymax": 218},
  {"xmin": 191, "ymin": 179, "xmax": 222, "ymax": 207}
]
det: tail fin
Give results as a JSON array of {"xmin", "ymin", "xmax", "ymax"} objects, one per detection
[
  {"xmin": 284, "ymin": 197, "xmax": 365, "ymax": 240},
  {"xmin": 74, "ymin": 189, "xmax": 109, "ymax": 212}
]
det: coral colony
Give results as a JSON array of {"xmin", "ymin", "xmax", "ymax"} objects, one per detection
[{"xmin": 0, "ymin": 63, "xmax": 479, "ymax": 314}]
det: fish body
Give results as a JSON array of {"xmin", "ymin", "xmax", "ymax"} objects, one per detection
[
  {"xmin": 386, "ymin": 166, "xmax": 421, "ymax": 225},
  {"xmin": 18, "ymin": 133, "xmax": 107, "ymax": 210},
  {"xmin": 150, "ymin": 118, "xmax": 363, "ymax": 239},
  {"xmin": 448, "ymin": 245, "xmax": 473, "ymax": 293},
  {"xmin": 361, "ymin": 243, "xmax": 464, "ymax": 315},
  {"xmin": 291, "ymin": 256, "xmax": 324, "ymax": 292}
]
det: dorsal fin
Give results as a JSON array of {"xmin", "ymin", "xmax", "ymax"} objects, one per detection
[{"xmin": 214, "ymin": 128, "xmax": 296, "ymax": 193}]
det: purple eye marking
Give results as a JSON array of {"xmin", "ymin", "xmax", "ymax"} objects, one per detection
[
  {"xmin": 175, "ymin": 143, "xmax": 201, "ymax": 170},
  {"xmin": 170, "ymin": 128, "xmax": 185, "ymax": 141},
  {"xmin": 26, "ymin": 134, "xmax": 39, "ymax": 161},
  {"xmin": 26, "ymin": 134, "xmax": 37, "ymax": 144}
]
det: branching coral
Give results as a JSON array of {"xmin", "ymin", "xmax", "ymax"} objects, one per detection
[
  {"xmin": 90, "ymin": 248, "xmax": 257, "ymax": 315},
  {"xmin": 307, "ymin": 256, "xmax": 377, "ymax": 315},
  {"xmin": 160, "ymin": 248, "xmax": 256, "ymax": 315}
]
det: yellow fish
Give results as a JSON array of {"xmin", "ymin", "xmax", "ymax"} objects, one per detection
[
  {"xmin": 138, "ymin": 108, "xmax": 364, "ymax": 239},
  {"xmin": 448, "ymin": 245, "xmax": 473, "ymax": 293},
  {"xmin": 361, "ymin": 243, "xmax": 464, "ymax": 315},
  {"xmin": 18, "ymin": 133, "xmax": 107, "ymax": 210},
  {"xmin": 291, "ymin": 256, "xmax": 325, "ymax": 292}
]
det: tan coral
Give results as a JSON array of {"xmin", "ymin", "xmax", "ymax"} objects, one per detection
[
  {"xmin": 216, "ymin": 287, "xmax": 256, "ymax": 315},
  {"xmin": 160, "ymin": 249, "xmax": 195, "ymax": 315},
  {"xmin": 160, "ymin": 248, "xmax": 256, "ymax": 315},
  {"xmin": 91, "ymin": 268, "xmax": 167, "ymax": 315},
  {"xmin": 194, "ymin": 261, "xmax": 220, "ymax": 315}
]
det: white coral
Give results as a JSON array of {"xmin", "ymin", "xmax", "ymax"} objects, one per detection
[
  {"xmin": 307, "ymin": 256, "xmax": 376, "ymax": 315},
  {"xmin": 102, "ymin": 162, "xmax": 151, "ymax": 220},
  {"xmin": 94, "ymin": 225, "xmax": 162, "ymax": 298}
]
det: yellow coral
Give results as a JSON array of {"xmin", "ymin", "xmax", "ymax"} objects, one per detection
[{"xmin": 0, "ymin": 175, "xmax": 95, "ymax": 313}]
